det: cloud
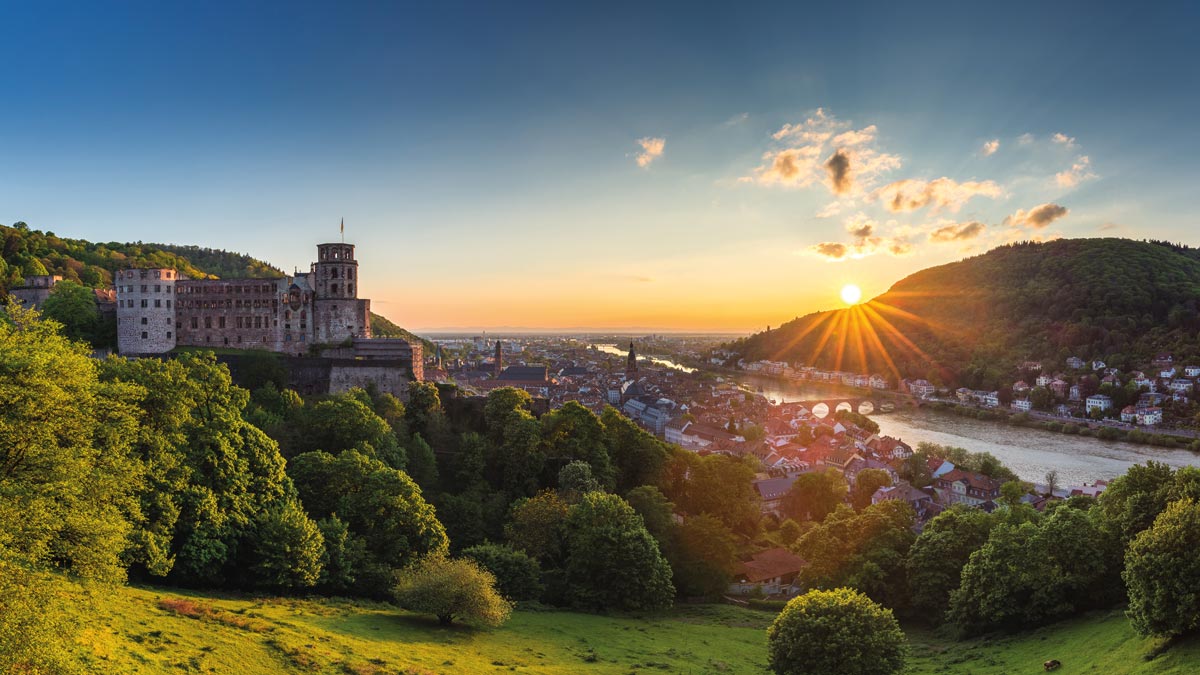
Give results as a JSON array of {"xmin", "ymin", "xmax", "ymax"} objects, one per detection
[
  {"xmin": 724, "ymin": 112, "xmax": 749, "ymax": 126},
  {"xmin": 635, "ymin": 137, "xmax": 665, "ymax": 167},
  {"xmin": 1052, "ymin": 132, "xmax": 1078, "ymax": 149},
  {"xmin": 815, "ymin": 200, "xmax": 853, "ymax": 218},
  {"xmin": 873, "ymin": 177, "xmax": 1003, "ymax": 213},
  {"xmin": 929, "ymin": 221, "xmax": 987, "ymax": 242},
  {"xmin": 981, "ymin": 139, "xmax": 1000, "ymax": 156},
  {"xmin": 825, "ymin": 150, "xmax": 853, "ymax": 195},
  {"xmin": 808, "ymin": 213, "xmax": 910, "ymax": 261},
  {"xmin": 1055, "ymin": 155, "xmax": 1097, "ymax": 187},
  {"xmin": 746, "ymin": 109, "xmax": 900, "ymax": 195},
  {"xmin": 832, "ymin": 125, "xmax": 877, "ymax": 147},
  {"xmin": 843, "ymin": 213, "xmax": 876, "ymax": 238},
  {"xmin": 1098, "ymin": 222, "xmax": 1120, "ymax": 232},
  {"xmin": 1004, "ymin": 203, "xmax": 1069, "ymax": 229},
  {"xmin": 1018, "ymin": 133, "xmax": 1035, "ymax": 146}
]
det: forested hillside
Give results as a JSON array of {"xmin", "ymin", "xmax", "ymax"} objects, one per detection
[{"xmin": 732, "ymin": 238, "xmax": 1200, "ymax": 388}]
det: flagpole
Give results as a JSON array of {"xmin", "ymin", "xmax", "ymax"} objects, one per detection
[{"xmin": 340, "ymin": 218, "xmax": 344, "ymax": 243}]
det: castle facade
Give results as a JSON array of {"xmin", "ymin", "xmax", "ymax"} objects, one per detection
[{"xmin": 116, "ymin": 242, "xmax": 370, "ymax": 356}]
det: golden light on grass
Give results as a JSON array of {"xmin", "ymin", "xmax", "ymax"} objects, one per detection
[{"xmin": 840, "ymin": 284, "xmax": 862, "ymax": 305}]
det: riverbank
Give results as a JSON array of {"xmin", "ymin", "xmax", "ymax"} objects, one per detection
[{"xmin": 736, "ymin": 372, "xmax": 1200, "ymax": 484}]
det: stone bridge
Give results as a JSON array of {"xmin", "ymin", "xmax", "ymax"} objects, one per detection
[{"xmin": 796, "ymin": 399, "xmax": 883, "ymax": 417}]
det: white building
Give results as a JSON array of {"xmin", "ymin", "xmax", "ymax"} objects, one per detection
[{"xmin": 1086, "ymin": 394, "xmax": 1113, "ymax": 413}]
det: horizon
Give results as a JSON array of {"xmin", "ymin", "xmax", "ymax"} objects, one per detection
[{"xmin": 3, "ymin": 2, "xmax": 1200, "ymax": 332}]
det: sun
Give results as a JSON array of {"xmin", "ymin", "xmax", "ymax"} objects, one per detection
[{"xmin": 840, "ymin": 284, "xmax": 863, "ymax": 306}]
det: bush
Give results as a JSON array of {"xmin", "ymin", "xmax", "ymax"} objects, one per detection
[
  {"xmin": 393, "ymin": 556, "xmax": 513, "ymax": 627},
  {"xmin": 767, "ymin": 588, "xmax": 906, "ymax": 675},
  {"xmin": 461, "ymin": 544, "xmax": 543, "ymax": 601}
]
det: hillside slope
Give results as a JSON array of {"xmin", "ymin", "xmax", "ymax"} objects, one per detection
[
  {"xmin": 50, "ymin": 583, "xmax": 1200, "ymax": 675},
  {"xmin": 732, "ymin": 239, "xmax": 1200, "ymax": 388}
]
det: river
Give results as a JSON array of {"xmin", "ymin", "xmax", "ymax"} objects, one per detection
[
  {"xmin": 741, "ymin": 374, "xmax": 1198, "ymax": 485},
  {"xmin": 592, "ymin": 343, "xmax": 696, "ymax": 372}
]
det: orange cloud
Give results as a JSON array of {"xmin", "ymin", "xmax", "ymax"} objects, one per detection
[
  {"xmin": 929, "ymin": 221, "xmax": 987, "ymax": 242},
  {"xmin": 873, "ymin": 177, "xmax": 1003, "ymax": 213},
  {"xmin": 1055, "ymin": 155, "xmax": 1096, "ymax": 187},
  {"xmin": 981, "ymin": 139, "xmax": 999, "ymax": 156},
  {"xmin": 635, "ymin": 137, "xmax": 665, "ymax": 167}
]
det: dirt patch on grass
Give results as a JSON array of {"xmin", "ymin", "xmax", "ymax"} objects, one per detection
[{"xmin": 157, "ymin": 598, "xmax": 274, "ymax": 633}]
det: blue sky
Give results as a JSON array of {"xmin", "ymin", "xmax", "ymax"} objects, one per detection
[{"xmin": 2, "ymin": 1, "xmax": 1198, "ymax": 331}]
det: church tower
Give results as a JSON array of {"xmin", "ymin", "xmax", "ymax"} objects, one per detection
[
  {"xmin": 627, "ymin": 341, "xmax": 638, "ymax": 374},
  {"xmin": 494, "ymin": 340, "xmax": 503, "ymax": 378},
  {"xmin": 311, "ymin": 241, "xmax": 371, "ymax": 344}
]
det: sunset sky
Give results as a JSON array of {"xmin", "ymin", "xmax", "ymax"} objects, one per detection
[{"xmin": 3, "ymin": 2, "xmax": 1199, "ymax": 333}]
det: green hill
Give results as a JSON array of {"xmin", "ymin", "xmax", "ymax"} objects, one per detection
[
  {"xmin": 44, "ymin": 582, "xmax": 1200, "ymax": 674},
  {"xmin": 732, "ymin": 238, "xmax": 1200, "ymax": 389},
  {"xmin": 1, "ymin": 221, "xmax": 427, "ymax": 346}
]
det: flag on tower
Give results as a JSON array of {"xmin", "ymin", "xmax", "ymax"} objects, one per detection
[{"xmin": 340, "ymin": 218, "xmax": 344, "ymax": 234}]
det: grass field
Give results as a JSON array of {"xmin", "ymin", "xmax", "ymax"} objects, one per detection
[{"xmin": 59, "ymin": 584, "xmax": 1200, "ymax": 674}]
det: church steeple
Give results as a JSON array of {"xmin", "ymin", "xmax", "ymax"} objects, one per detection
[
  {"xmin": 494, "ymin": 340, "xmax": 503, "ymax": 378},
  {"xmin": 627, "ymin": 341, "xmax": 638, "ymax": 374}
]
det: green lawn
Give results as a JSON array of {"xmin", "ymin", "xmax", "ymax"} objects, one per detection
[
  {"xmin": 59, "ymin": 584, "xmax": 1200, "ymax": 674},
  {"xmin": 70, "ymin": 585, "xmax": 772, "ymax": 674}
]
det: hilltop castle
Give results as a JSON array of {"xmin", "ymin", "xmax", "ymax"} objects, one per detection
[
  {"xmin": 114, "ymin": 240, "xmax": 422, "ymax": 397},
  {"xmin": 116, "ymin": 242, "xmax": 371, "ymax": 355}
]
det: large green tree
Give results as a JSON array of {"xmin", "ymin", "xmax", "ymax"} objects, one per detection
[
  {"xmin": 906, "ymin": 506, "xmax": 995, "ymax": 623},
  {"xmin": 1124, "ymin": 498, "xmax": 1200, "ymax": 637},
  {"xmin": 561, "ymin": 491, "xmax": 674, "ymax": 611},
  {"xmin": 781, "ymin": 470, "xmax": 848, "ymax": 523},
  {"xmin": 288, "ymin": 449, "xmax": 448, "ymax": 595}
]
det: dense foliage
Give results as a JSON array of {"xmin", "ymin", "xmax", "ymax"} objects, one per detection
[
  {"xmin": 767, "ymin": 588, "xmax": 907, "ymax": 675},
  {"xmin": 1124, "ymin": 498, "xmax": 1200, "ymax": 637},
  {"xmin": 731, "ymin": 239, "xmax": 1200, "ymax": 388}
]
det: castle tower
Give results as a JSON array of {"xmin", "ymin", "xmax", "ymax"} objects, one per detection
[
  {"xmin": 494, "ymin": 340, "xmax": 503, "ymax": 378},
  {"xmin": 627, "ymin": 341, "xmax": 638, "ymax": 374},
  {"xmin": 115, "ymin": 267, "xmax": 179, "ymax": 355},
  {"xmin": 311, "ymin": 241, "xmax": 371, "ymax": 344}
]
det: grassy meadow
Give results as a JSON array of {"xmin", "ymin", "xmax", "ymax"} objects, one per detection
[{"xmin": 55, "ymin": 584, "xmax": 1200, "ymax": 674}]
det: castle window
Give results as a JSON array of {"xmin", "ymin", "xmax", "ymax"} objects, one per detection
[
  {"xmin": 141, "ymin": 300, "xmax": 148, "ymax": 308},
  {"xmin": 219, "ymin": 317, "xmax": 226, "ymax": 329},
  {"xmin": 154, "ymin": 270, "xmax": 160, "ymax": 279},
  {"xmin": 204, "ymin": 317, "xmax": 212, "ymax": 329},
  {"xmin": 141, "ymin": 331, "xmax": 148, "ymax": 339},
  {"xmin": 141, "ymin": 285, "xmax": 147, "ymax": 293},
  {"xmin": 331, "ymin": 284, "xmax": 338, "ymax": 295},
  {"xmin": 166, "ymin": 300, "xmax": 171, "ymax": 308},
  {"xmin": 154, "ymin": 299, "xmax": 161, "ymax": 308},
  {"xmin": 224, "ymin": 338, "xmax": 229, "ymax": 345},
  {"xmin": 191, "ymin": 317, "xmax": 198, "ymax": 329},
  {"xmin": 167, "ymin": 332, "xmax": 172, "ymax": 339},
  {"xmin": 141, "ymin": 317, "xmax": 148, "ymax": 325},
  {"xmin": 155, "ymin": 285, "xmax": 161, "ymax": 293},
  {"xmin": 348, "ymin": 284, "xmax": 353, "ymax": 295}
]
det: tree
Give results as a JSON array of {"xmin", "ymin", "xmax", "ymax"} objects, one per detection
[
  {"xmin": 247, "ymin": 498, "xmax": 325, "ymax": 590},
  {"xmin": 767, "ymin": 588, "xmax": 907, "ymax": 675},
  {"xmin": 404, "ymin": 432, "xmax": 439, "ymax": 489},
  {"xmin": 461, "ymin": 543, "xmax": 543, "ymax": 601},
  {"xmin": 0, "ymin": 303, "xmax": 140, "ymax": 669},
  {"xmin": 779, "ymin": 518, "xmax": 804, "ymax": 546},
  {"xmin": 948, "ymin": 507, "xmax": 1112, "ymax": 634},
  {"xmin": 600, "ymin": 406, "xmax": 669, "ymax": 493},
  {"xmin": 40, "ymin": 279, "xmax": 101, "ymax": 344},
  {"xmin": 663, "ymin": 452, "xmax": 761, "ymax": 536},
  {"xmin": 795, "ymin": 501, "xmax": 915, "ymax": 609},
  {"xmin": 907, "ymin": 506, "xmax": 995, "ymax": 623},
  {"xmin": 625, "ymin": 485, "xmax": 676, "ymax": 543},
  {"xmin": 562, "ymin": 492, "xmax": 674, "ymax": 611},
  {"xmin": 1044, "ymin": 469, "xmax": 1059, "ymax": 496},
  {"xmin": 394, "ymin": 556, "xmax": 513, "ymax": 627},
  {"xmin": 290, "ymin": 392, "xmax": 404, "ymax": 467},
  {"xmin": 670, "ymin": 514, "xmax": 738, "ymax": 598},
  {"xmin": 289, "ymin": 449, "xmax": 448, "ymax": 595},
  {"xmin": 781, "ymin": 470, "xmax": 848, "ymax": 523},
  {"xmin": 504, "ymin": 490, "xmax": 570, "ymax": 564},
  {"xmin": 850, "ymin": 469, "xmax": 891, "ymax": 511},
  {"xmin": 1030, "ymin": 386, "xmax": 1052, "ymax": 410},
  {"xmin": 1124, "ymin": 498, "xmax": 1200, "ymax": 637},
  {"xmin": 542, "ymin": 401, "xmax": 614, "ymax": 488},
  {"xmin": 557, "ymin": 460, "xmax": 600, "ymax": 499},
  {"xmin": 1096, "ymin": 461, "xmax": 1176, "ymax": 545},
  {"xmin": 999, "ymin": 480, "xmax": 1025, "ymax": 508}
]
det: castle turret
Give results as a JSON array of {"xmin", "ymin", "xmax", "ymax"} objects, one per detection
[
  {"xmin": 311, "ymin": 241, "xmax": 371, "ymax": 343},
  {"xmin": 115, "ymin": 267, "xmax": 179, "ymax": 355}
]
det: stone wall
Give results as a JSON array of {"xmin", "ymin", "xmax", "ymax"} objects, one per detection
[{"xmin": 115, "ymin": 268, "xmax": 178, "ymax": 355}]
